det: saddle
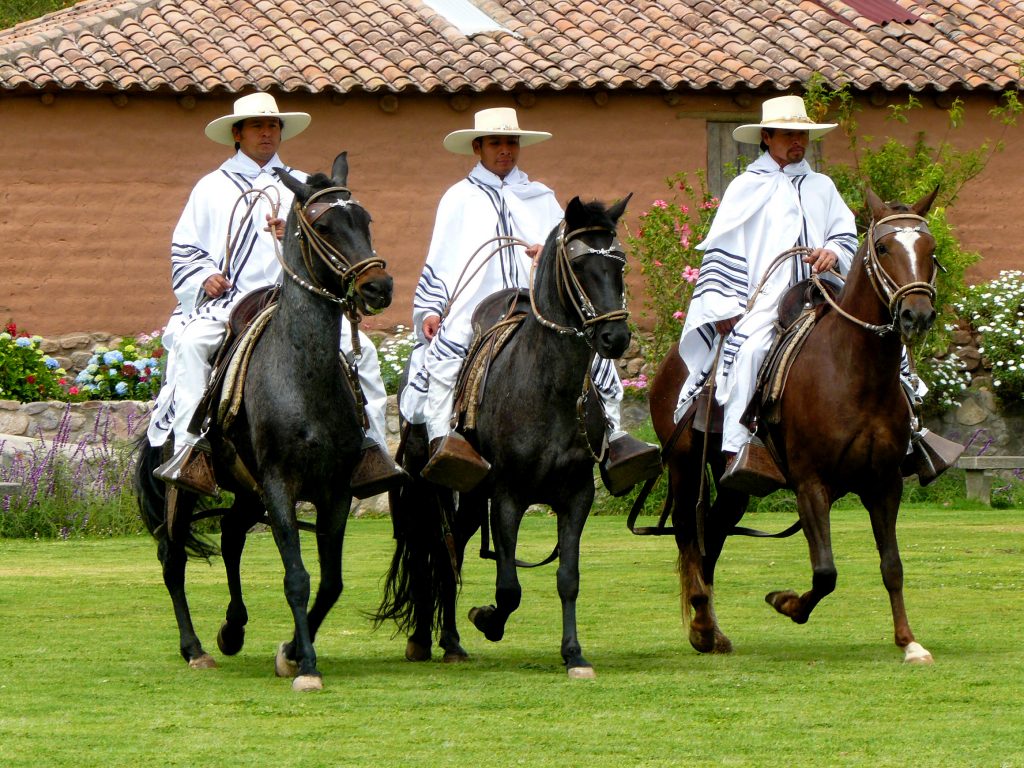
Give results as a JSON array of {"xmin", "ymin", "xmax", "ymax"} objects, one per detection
[{"xmin": 451, "ymin": 288, "xmax": 530, "ymax": 432}]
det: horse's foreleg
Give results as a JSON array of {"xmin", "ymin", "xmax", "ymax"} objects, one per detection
[
  {"xmin": 157, "ymin": 538, "xmax": 216, "ymax": 669},
  {"xmin": 217, "ymin": 497, "xmax": 263, "ymax": 656},
  {"xmin": 555, "ymin": 491, "xmax": 593, "ymax": 677},
  {"xmin": 468, "ymin": 496, "xmax": 522, "ymax": 643},
  {"xmin": 864, "ymin": 481, "xmax": 933, "ymax": 664},
  {"xmin": 766, "ymin": 483, "xmax": 836, "ymax": 624},
  {"xmin": 264, "ymin": 482, "xmax": 321, "ymax": 690}
]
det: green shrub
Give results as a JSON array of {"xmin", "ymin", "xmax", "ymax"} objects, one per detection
[
  {"xmin": 375, "ymin": 325, "xmax": 416, "ymax": 396},
  {"xmin": 956, "ymin": 270, "xmax": 1024, "ymax": 404}
]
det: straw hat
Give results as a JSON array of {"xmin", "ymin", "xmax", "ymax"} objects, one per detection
[
  {"xmin": 443, "ymin": 107, "xmax": 552, "ymax": 155},
  {"xmin": 204, "ymin": 93, "xmax": 312, "ymax": 146},
  {"xmin": 732, "ymin": 95, "xmax": 837, "ymax": 145}
]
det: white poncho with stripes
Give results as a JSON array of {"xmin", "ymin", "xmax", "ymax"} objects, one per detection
[{"xmin": 674, "ymin": 152, "xmax": 858, "ymax": 423}]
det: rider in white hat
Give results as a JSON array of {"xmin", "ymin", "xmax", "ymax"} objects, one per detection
[
  {"xmin": 402, "ymin": 107, "xmax": 660, "ymax": 493},
  {"xmin": 150, "ymin": 93, "xmax": 404, "ymax": 495},
  {"xmin": 673, "ymin": 94, "xmax": 857, "ymax": 488}
]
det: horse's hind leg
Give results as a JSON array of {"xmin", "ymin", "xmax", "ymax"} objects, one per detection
[
  {"xmin": 863, "ymin": 481, "xmax": 933, "ymax": 664},
  {"xmin": 217, "ymin": 494, "xmax": 265, "ymax": 656},
  {"xmin": 438, "ymin": 494, "xmax": 477, "ymax": 662},
  {"xmin": 158, "ymin": 536, "xmax": 217, "ymax": 669},
  {"xmin": 305, "ymin": 495, "xmax": 351, "ymax": 644},
  {"xmin": 765, "ymin": 483, "xmax": 837, "ymax": 624},
  {"xmin": 671, "ymin": 444, "xmax": 738, "ymax": 654}
]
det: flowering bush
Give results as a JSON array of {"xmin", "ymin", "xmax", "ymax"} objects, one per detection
[
  {"xmin": 73, "ymin": 331, "xmax": 165, "ymax": 401},
  {"xmin": 375, "ymin": 325, "xmax": 416, "ymax": 396},
  {"xmin": 956, "ymin": 270, "xmax": 1024, "ymax": 403},
  {"xmin": 625, "ymin": 171, "xmax": 719, "ymax": 373},
  {"xmin": 0, "ymin": 322, "xmax": 69, "ymax": 402},
  {"xmin": 917, "ymin": 351, "xmax": 971, "ymax": 415}
]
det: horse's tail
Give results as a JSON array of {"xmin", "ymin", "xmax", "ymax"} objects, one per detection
[
  {"xmin": 133, "ymin": 436, "xmax": 220, "ymax": 562},
  {"xmin": 372, "ymin": 423, "xmax": 455, "ymax": 636}
]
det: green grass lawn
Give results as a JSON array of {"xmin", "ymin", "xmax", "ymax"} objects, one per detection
[{"xmin": 1, "ymin": 508, "xmax": 1022, "ymax": 767}]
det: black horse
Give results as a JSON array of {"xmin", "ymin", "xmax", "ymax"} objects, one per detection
[
  {"xmin": 377, "ymin": 195, "xmax": 632, "ymax": 677},
  {"xmin": 136, "ymin": 152, "xmax": 393, "ymax": 690}
]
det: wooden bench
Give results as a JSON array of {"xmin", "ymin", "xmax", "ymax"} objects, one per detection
[{"xmin": 956, "ymin": 456, "xmax": 1024, "ymax": 505}]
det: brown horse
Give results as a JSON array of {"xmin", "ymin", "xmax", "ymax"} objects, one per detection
[{"xmin": 648, "ymin": 188, "xmax": 939, "ymax": 664}]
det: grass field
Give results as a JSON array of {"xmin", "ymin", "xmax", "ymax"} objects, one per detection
[{"xmin": 1, "ymin": 507, "xmax": 1022, "ymax": 767}]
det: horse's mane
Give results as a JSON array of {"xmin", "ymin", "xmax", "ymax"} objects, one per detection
[{"xmin": 304, "ymin": 171, "xmax": 332, "ymax": 187}]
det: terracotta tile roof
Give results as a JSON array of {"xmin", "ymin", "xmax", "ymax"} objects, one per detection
[{"xmin": 1, "ymin": 0, "xmax": 1022, "ymax": 94}]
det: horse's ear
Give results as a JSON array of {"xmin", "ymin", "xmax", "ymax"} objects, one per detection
[
  {"xmin": 564, "ymin": 196, "xmax": 585, "ymax": 225},
  {"xmin": 331, "ymin": 151, "xmax": 349, "ymax": 187},
  {"xmin": 864, "ymin": 187, "xmax": 887, "ymax": 221},
  {"xmin": 275, "ymin": 167, "xmax": 313, "ymax": 203},
  {"xmin": 606, "ymin": 193, "xmax": 633, "ymax": 224},
  {"xmin": 912, "ymin": 185, "xmax": 940, "ymax": 217}
]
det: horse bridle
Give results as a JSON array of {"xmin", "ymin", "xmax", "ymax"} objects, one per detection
[
  {"xmin": 811, "ymin": 212, "xmax": 937, "ymax": 338},
  {"xmin": 530, "ymin": 222, "xmax": 630, "ymax": 344},
  {"xmin": 277, "ymin": 185, "xmax": 387, "ymax": 310}
]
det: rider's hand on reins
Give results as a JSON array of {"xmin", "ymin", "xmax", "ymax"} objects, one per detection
[
  {"xmin": 422, "ymin": 314, "xmax": 441, "ymax": 341},
  {"xmin": 265, "ymin": 213, "xmax": 286, "ymax": 240},
  {"xmin": 526, "ymin": 243, "xmax": 543, "ymax": 263},
  {"xmin": 804, "ymin": 247, "xmax": 838, "ymax": 274},
  {"xmin": 203, "ymin": 273, "xmax": 232, "ymax": 298}
]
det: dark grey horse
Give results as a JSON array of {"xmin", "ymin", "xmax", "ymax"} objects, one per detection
[
  {"xmin": 377, "ymin": 195, "xmax": 631, "ymax": 677},
  {"xmin": 136, "ymin": 152, "xmax": 393, "ymax": 690}
]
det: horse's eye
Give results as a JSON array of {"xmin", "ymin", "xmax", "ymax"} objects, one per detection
[{"xmin": 876, "ymin": 243, "xmax": 888, "ymax": 256}]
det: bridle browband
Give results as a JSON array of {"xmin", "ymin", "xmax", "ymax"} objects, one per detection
[
  {"xmin": 530, "ymin": 222, "xmax": 630, "ymax": 344},
  {"xmin": 276, "ymin": 185, "xmax": 387, "ymax": 309}
]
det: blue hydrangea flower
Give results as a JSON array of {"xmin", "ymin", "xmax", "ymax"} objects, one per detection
[
  {"xmin": 103, "ymin": 350, "xmax": 124, "ymax": 365},
  {"xmin": 88, "ymin": 355, "xmax": 99, "ymax": 366},
  {"xmin": 115, "ymin": 382, "xmax": 129, "ymax": 396},
  {"xmin": 86, "ymin": 363, "xmax": 99, "ymax": 374},
  {"xmin": 15, "ymin": 337, "xmax": 32, "ymax": 348},
  {"xmin": 75, "ymin": 370, "xmax": 93, "ymax": 384},
  {"xmin": 44, "ymin": 357, "xmax": 59, "ymax": 370}
]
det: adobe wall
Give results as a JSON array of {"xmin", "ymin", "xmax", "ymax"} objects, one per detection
[{"xmin": 1, "ymin": 89, "xmax": 1020, "ymax": 338}]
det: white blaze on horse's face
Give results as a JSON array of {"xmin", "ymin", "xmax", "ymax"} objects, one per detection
[{"xmin": 894, "ymin": 229, "xmax": 924, "ymax": 279}]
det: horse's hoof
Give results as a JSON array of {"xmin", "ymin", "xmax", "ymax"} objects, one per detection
[
  {"xmin": 442, "ymin": 646, "xmax": 470, "ymax": 663},
  {"xmin": 217, "ymin": 621, "xmax": 245, "ymax": 656},
  {"xmin": 689, "ymin": 626, "xmax": 733, "ymax": 654},
  {"xmin": 567, "ymin": 666, "xmax": 596, "ymax": 679},
  {"xmin": 275, "ymin": 642, "xmax": 298, "ymax": 678},
  {"xmin": 765, "ymin": 590, "xmax": 806, "ymax": 623},
  {"xmin": 405, "ymin": 639, "xmax": 432, "ymax": 662},
  {"xmin": 903, "ymin": 641, "xmax": 934, "ymax": 665},
  {"xmin": 292, "ymin": 674, "xmax": 323, "ymax": 692},
  {"xmin": 468, "ymin": 605, "xmax": 504, "ymax": 642},
  {"xmin": 188, "ymin": 653, "xmax": 218, "ymax": 670}
]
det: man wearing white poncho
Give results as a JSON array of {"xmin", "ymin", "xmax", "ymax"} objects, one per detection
[
  {"xmin": 403, "ymin": 107, "xmax": 659, "ymax": 492},
  {"xmin": 149, "ymin": 93, "xmax": 402, "ymax": 495},
  {"xmin": 675, "ymin": 95, "xmax": 858, "ymax": 458}
]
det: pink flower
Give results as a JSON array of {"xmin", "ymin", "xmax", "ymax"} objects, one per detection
[
  {"xmin": 651, "ymin": 199, "xmax": 668, "ymax": 209},
  {"xmin": 682, "ymin": 266, "xmax": 699, "ymax": 284},
  {"xmin": 680, "ymin": 204, "xmax": 689, "ymax": 214},
  {"xmin": 679, "ymin": 236, "xmax": 690, "ymax": 249},
  {"xmin": 68, "ymin": 386, "xmax": 80, "ymax": 395},
  {"xmin": 673, "ymin": 310, "xmax": 686, "ymax": 321},
  {"xmin": 653, "ymin": 260, "xmax": 663, "ymax": 267}
]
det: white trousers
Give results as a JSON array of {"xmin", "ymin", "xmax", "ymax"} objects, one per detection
[{"xmin": 161, "ymin": 316, "xmax": 388, "ymax": 450}]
